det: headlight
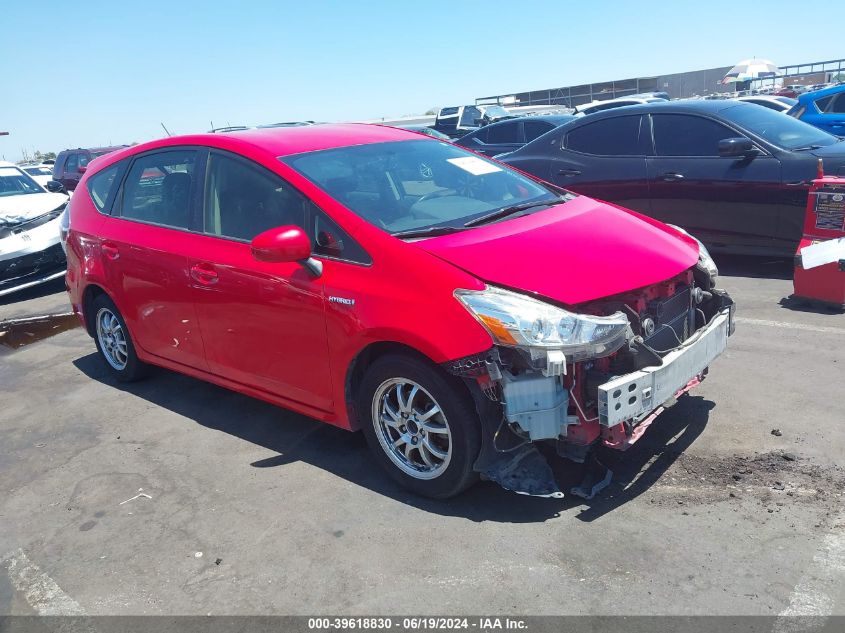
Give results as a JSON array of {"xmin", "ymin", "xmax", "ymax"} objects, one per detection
[
  {"xmin": 455, "ymin": 285, "xmax": 629, "ymax": 362},
  {"xmin": 667, "ymin": 224, "xmax": 718, "ymax": 288}
]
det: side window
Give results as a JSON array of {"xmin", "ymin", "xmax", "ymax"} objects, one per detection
[
  {"xmin": 815, "ymin": 96, "xmax": 833, "ymax": 112},
  {"xmin": 313, "ymin": 211, "xmax": 371, "ymax": 265},
  {"xmin": 79, "ymin": 153, "xmax": 92, "ymax": 168},
  {"xmin": 470, "ymin": 127, "xmax": 488, "ymax": 143},
  {"xmin": 65, "ymin": 153, "xmax": 79, "ymax": 173},
  {"xmin": 828, "ymin": 94, "xmax": 845, "ymax": 114},
  {"xmin": 524, "ymin": 120, "xmax": 553, "ymax": 142},
  {"xmin": 566, "ymin": 116, "xmax": 642, "ymax": 156},
  {"xmin": 486, "ymin": 121, "xmax": 519, "ymax": 144},
  {"xmin": 119, "ymin": 150, "xmax": 196, "ymax": 229},
  {"xmin": 652, "ymin": 115, "xmax": 737, "ymax": 157},
  {"xmin": 86, "ymin": 162, "xmax": 123, "ymax": 213},
  {"xmin": 204, "ymin": 152, "xmax": 307, "ymax": 242}
]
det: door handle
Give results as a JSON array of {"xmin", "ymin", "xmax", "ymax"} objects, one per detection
[
  {"xmin": 101, "ymin": 242, "xmax": 119, "ymax": 260},
  {"xmin": 558, "ymin": 168, "xmax": 581, "ymax": 176},
  {"xmin": 190, "ymin": 263, "xmax": 219, "ymax": 285},
  {"xmin": 661, "ymin": 172, "xmax": 685, "ymax": 182}
]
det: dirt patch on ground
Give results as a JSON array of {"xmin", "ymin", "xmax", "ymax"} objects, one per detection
[{"xmin": 651, "ymin": 450, "xmax": 845, "ymax": 513}]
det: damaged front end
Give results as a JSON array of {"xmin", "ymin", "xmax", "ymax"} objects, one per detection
[
  {"xmin": 0, "ymin": 205, "xmax": 68, "ymax": 297},
  {"xmin": 446, "ymin": 262, "xmax": 735, "ymax": 500}
]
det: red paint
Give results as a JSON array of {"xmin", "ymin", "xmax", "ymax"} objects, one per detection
[
  {"xmin": 417, "ymin": 197, "xmax": 699, "ymax": 305},
  {"xmin": 792, "ymin": 176, "xmax": 845, "ymax": 308},
  {"xmin": 66, "ymin": 125, "xmax": 702, "ymax": 430},
  {"xmin": 251, "ymin": 226, "xmax": 312, "ymax": 263}
]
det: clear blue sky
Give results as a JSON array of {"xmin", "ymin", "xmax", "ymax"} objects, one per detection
[{"xmin": 1, "ymin": 0, "xmax": 842, "ymax": 161}]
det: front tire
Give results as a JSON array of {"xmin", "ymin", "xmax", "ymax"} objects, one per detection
[
  {"xmin": 91, "ymin": 294, "xmax": 148, "ymax": 382},
  {"xmin": 358, "ymin": 354, "xmax": 481, "ymax": 498}
]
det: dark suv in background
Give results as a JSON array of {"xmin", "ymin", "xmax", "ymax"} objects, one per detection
[{"xmin": 53, "ymin": 146, "xmax": 128, "ymax": 191}]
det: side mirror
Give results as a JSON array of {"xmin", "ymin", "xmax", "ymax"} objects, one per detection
[
  {"xmin": 250, "ymin": 225, "xmax": 322, "ymax": 276},
  {"xmin": 78, "ymin": 165, "xmax": 87, "ymax": 174},
  {"xmin": 46, "ymin": 180, "xmax": 66, "ymax": 193},
  {"xmin": 719, "ymin": 137, "xmax": 755, "ymax": 158}
]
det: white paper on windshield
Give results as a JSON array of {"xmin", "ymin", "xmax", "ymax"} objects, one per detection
[
  {"xmin": 0, "ymin": 167, "xmax": 21, "ymax": 176},
  {"xmin": 800, "ymin": 237, "xmax": 845, "ymax": 270},
  {"xmin": 447, "ymin": 156, "xmax": 502, "ymax": 176}
]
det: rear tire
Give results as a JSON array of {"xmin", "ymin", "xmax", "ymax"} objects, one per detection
[
  {"xmin": 91, "ymin": 294, "xmax": 148, "ymax": 382},
  {"xmin": 357, "ymin": 354, "xmax": 481, "ymax": 498}
]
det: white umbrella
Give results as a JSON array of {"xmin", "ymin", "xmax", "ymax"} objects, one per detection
[{"xmin": 721, "ymin": 59, "xmax": 779, "ymax": 85}]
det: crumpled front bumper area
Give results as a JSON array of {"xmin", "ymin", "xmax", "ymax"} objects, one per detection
[
  {"xmin": 0, "ymin": 213, "xmax": 67, "ymax": 297},
  {"xmin": 598, "ymin": 307, "xmax": 732, "ymax": 427},
  {"xmin": 0, "ymin": 242, "xmax": 67, "ymax": 297},
  {"xmin": 445, "ymin": 293, "xmax": 735, "ymax": 500}
]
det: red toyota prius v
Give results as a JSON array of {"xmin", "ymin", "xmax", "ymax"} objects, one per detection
[{"xmin": 64, "ymin": 124, "xmax": 734, "ymax": 499}]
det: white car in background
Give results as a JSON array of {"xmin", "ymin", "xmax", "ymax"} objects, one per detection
[
  {"xmin": 574, "ymin": 96, "xmax": 667, "ymax": 117},
  {"xmin": 20, "ymin": 163, "xmax": 55, "ymax": 188},
  {"xmin": 736, "ymin": 95, "xmax": 798, "ymax": 113},
  {"xmin": 0, "ymin": 161, "xmax": 69, "ymax": 297}
]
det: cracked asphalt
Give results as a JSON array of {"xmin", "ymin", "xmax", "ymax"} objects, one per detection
[{"xmin": 1, "ymin": 259, "xmax": 843, "ymax": 616}]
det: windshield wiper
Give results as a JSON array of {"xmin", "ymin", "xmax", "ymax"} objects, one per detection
[
  {"xmin": 793, "ymin": 144, "xmax": 824, "ymax": 151},
  {"xmin": 463, "ymin": 197, "xmax": 564, "ymax": 228},
  {"xmin": 392, "ymin": 225, "xmax": 472, "ymax": 239}
]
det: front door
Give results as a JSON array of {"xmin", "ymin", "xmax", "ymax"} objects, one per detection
[
  {"xmin": 188, "ymin": 150, "xmax": 333, "ymax": 412},
  {"xmin": 646, "ymin": 113, "xmax": 788, "ymax": 254}
]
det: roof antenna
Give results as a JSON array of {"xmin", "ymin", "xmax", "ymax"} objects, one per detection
[{"xmin": 161, "ymin": 122, "xmax": 173, "ymax": 137}]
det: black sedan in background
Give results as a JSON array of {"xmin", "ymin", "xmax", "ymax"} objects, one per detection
[
  {"xmin": 454, "ymin": 115, "xmax": 575, "ymax": 157},
  {"xmin": 500, "ymin": 101, "xmax": 845, "ymax": 256}
]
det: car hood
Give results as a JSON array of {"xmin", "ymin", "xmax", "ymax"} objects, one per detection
[
  {"xmin": 0, "ymin": 192, "xmax": 68, "ymax": 225},
  {"xmin": 416, "ymin": 196, "xmax": 700, "ymax": 306}
]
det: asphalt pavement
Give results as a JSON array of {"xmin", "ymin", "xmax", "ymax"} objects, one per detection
[{"xmin": 1, "ymin": 257, "xmax": 843, "ymax": 618}]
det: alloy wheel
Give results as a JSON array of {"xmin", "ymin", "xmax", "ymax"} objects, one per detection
[
  {"xmin": 96, "ymin": 307, "xmax": 128, "ymax": 371},
  {"xmin": 372, "ymin": 378, "xmax": 452, "ymax": 480}
]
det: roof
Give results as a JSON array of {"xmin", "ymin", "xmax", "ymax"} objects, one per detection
[
  {"xmin": 96, "ymin": 124, "xmax": 422, "ymax": 168},
  {"xmin": 797, "ymin": 83, "xmax": 845, "ymax": 103},
  {"xmin": 578, "ymin": 98, "xmax": 754, "ymax": 121},
  {"xmin": 58, "ymin": 145, "xmax": 129, "ymax": 154}
]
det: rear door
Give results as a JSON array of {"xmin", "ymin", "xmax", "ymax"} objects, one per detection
[
  {"xmin": 99, "ymin": 147, "xmax": 209, "ymax": 370},
  {"xmin": 646, "ymin": 113, "xmax": 786, "ymax": 253},
  {"xmin": 188, "ymin": 150, "xmax": 334, "ymax": 412},
  {"xmin": 814, "ymin": 93, "xmax": 845, "ymax": 136},
  {"xmin": 550, "ymin": 114, "xmax": 651, "ymax": 211},
  {"xmin": 465, "ymin": 120, "xmax": 522, "ymax": 156}
]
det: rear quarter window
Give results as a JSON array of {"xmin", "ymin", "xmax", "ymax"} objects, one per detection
[{"xmin": 86, "ymin": 161, "xmax": 125, "ymax": 213}]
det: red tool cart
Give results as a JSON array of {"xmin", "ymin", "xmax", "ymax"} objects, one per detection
[{"xmin": 793, "ymin": 162, "xmax": 845, "ymax": 309}]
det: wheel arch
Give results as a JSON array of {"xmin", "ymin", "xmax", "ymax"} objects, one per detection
[{"xmin": 345, "ymin": 341, "xmax": 474, "ymax": 431}]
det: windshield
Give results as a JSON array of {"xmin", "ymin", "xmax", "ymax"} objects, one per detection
[
  {"xmin": 484, "ymin": 106, "xmax": 511, "ymax": 119},
  {"xmin": 0, "ymin": 166, "xmax": 45, "ymax": 197},
  {"xmin": 722, "ymin": 104, "xmax": 839, "ymax": 150},
  {"xmin": 283, "ymin": 140, "xmax": 562, "ymax": 235}
]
